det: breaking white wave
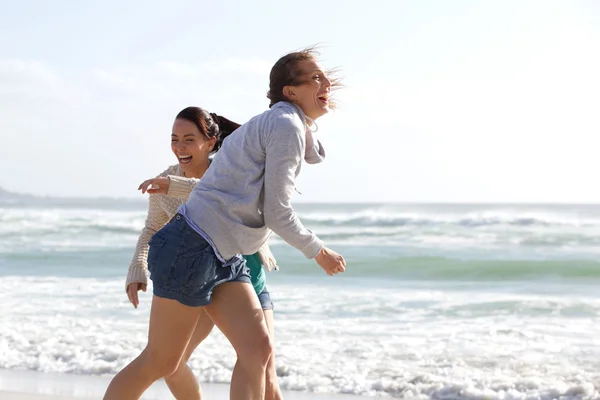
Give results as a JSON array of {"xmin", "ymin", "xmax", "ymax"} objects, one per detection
[
  {"xmin": 1, "ymin": 276, "xmax": 599, "ymax": 399},
  {"xmin": 2, "ymin": 204, "xmax": 600, "ymax": 259}
]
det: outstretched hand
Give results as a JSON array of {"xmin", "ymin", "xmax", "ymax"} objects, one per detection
[
  {"xmin": 315, "ymin": 247, "xmax": 346, "ymax": 276},
  {"xmin": 138, "ymin": 177, "xmax": 170, "ymax": 195}
]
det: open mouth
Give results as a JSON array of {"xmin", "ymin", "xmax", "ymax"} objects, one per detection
[
  {"xmin": 178, "ymin": 155, "xmax": 192, "ymax": 165},
  {"xmin": 318, "ymin": 93, "xmax": 329, "ymax": 105}
]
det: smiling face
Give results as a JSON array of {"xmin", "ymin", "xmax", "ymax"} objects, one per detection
[
  {"xmin": 170, "ymin": 118, "xmax": 215, "ymax": 174},
  {"xmin": 284, "ymin": 60, "xmax": 332, "ymax": 120}
]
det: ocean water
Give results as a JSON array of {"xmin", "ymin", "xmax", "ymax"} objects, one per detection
[{"xmin": 1, "ymin": 201, "xmax": 600, "ymax": 399}]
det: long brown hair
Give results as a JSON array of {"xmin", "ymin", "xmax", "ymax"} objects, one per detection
[{"xmin": 266, "ymin": 46, "xmax": 343, "ymax": 109}]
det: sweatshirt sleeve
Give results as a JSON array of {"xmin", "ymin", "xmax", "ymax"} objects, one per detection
[
  {"xmin": 125, "ymin": 194, "xmax": 170, "ymax": 290},
  {"xmin": 263, "ymin": 113, "xmax": 323, "ymax": 259},
  {"xmin": 167, "ymin": 175, "xmax": 200, "ymax": 199}
]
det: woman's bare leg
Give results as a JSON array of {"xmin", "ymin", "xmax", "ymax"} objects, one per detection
[
  {"xmin": 204, "ymin": 282, "xmax": 273, "ymax": 400},
  {"xmin": 263, "ymin": 309, "xmax": 283, "ymax": 400},
  {"xmin": 164, "ymin": 309, "xmax": 215, "ymax": 400},
  {"xmin": 103, "ymin": 295, "xmax": 204, "ymax": 400}
]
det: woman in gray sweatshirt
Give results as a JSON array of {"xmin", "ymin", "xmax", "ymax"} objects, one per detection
[{"xmin": 103, "ymin": 48, "xmax": 346, "ymax": 400}]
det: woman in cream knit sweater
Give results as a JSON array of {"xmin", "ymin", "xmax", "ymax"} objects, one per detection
[{"xmin": 125, "ymin": 106, "xmax": 282, "ymax": 400}]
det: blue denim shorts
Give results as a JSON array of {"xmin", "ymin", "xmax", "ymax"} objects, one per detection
[
  {"xmin": 147, "ymin": 214, "xmax": 251, "ymax": 307},
  {"xmin": 257, "ymin": 287, "xmax": 274, "ymax": 311}
]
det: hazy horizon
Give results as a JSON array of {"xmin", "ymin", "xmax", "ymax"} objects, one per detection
[{"xmin": 2, "ymin": 185, "xmax": 600, "ymax": 206}]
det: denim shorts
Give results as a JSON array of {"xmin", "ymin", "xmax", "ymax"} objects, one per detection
[
  {"xmin": 257, "ymin": 287, "xmax": 274, "ymax": 311},
  {"xmin": 147, "ymin": 214, "xmax": 251, "ymax": 307}
]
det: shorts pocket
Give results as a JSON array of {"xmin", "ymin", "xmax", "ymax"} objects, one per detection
[
  {"xmin": 147, "ymin": 231, "xmax": 171, "ymax": 279},
  {"xmin": 148, "ymin": 231, "xmax": 167, "ymax": 248},
  {"xmin": 173, "ymin": 246, "xmax": 223, "ymax": 289}
]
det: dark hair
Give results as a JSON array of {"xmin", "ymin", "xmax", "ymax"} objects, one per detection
[
  {"xmin": 175, "ymin": 106, "xmax": 241, "ymax": 152},
  {"xmin": 266, "ymin": 46, "xmax": 343, "ymax": 109}
]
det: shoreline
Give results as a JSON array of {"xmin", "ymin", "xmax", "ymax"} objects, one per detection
[{"xmin": 0, "ymin": 368, "xmax": 374, "ymax": 399}]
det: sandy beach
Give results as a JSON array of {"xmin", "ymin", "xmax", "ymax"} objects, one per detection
[{"xmin": 0, "ymin": 368, "xmax": 372, "ymax": 400}]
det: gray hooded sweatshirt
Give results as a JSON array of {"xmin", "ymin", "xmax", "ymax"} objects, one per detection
[{"xmin": 180, "ymin": 101, "xmax": 326, "ymax": 261}]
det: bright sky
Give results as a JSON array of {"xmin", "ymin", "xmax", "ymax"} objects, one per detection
[{"xmin": 1, "ymin": 0, "xmax": 598, "ymax": 203}]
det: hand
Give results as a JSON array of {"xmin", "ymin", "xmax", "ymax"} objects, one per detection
[
  {"xmin": 126, "ymin": 282, "xmax": 147, "ymax": 308},
  {"xmin": 138, "ymin": 177, "xmax": 170, "ymax": 195},
  {"xmin": 315, "ymin": 247, "xmax": 346, "ymax": 276}
]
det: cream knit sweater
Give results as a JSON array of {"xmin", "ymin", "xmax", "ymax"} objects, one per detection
[{"xmin": 125, "ymin": 164, "xmax": 277, "ymax": 290}]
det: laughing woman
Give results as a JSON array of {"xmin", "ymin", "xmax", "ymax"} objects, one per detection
[
  {"xmin": 104, "ymin": 48, "xmax": 346, "ymax": 400},
  {"xmin": 125, "ymin": 107, "xmax": 282, "ymax": 399}
]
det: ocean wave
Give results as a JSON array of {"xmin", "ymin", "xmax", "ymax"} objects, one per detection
[
  {"xmin": 2, "ymin": 205, "xmax": 600, "ymax": 257},
  {"xmin": 3, "ymin": 248, "xmax": 600, "ymax": 281},
  {"xmin": 4, "ymin": 206, "xmax": 600, "ymax": 233},
  {"xmin": 3, "ymin": 224, "xmax": 600, "ymax": 253},
  {"xmin": 0, "ymin": 277, "xmax": 599, "ymax": 399},
  {"xmin": 300, "ymin": 209, "xmax": 600, "ymax": 228}
]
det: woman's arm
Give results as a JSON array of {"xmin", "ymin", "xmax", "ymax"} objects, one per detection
[
  {"xmin": 166, "ymin": 175, "xmax": 200, "ymax": 199},
  {"xmin": 137, "ymin": 172, "xmax": 199, "ymax": 199},
  {"xmin": 125, "ymin": 194, "xmax": 170, "ymax": 290},
  {"xmin": 263, "ymin": 113, "xmax": 324, "ymax": 259}
]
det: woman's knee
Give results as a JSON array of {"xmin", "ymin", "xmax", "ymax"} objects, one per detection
[
  {"xmin": 163, "ymin": 361, "xmax": 187, "ymax": 386},
  {"xmin": 141, "ymin": 347, "xmax": 182, "ymax": 378},
  {"xmin": 238, "ymin": 330, "xmax": 273, "ymax": 366},
  {"xmin": 256, "ymin": 332, "xmax": 274, "ymax": 366}
]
